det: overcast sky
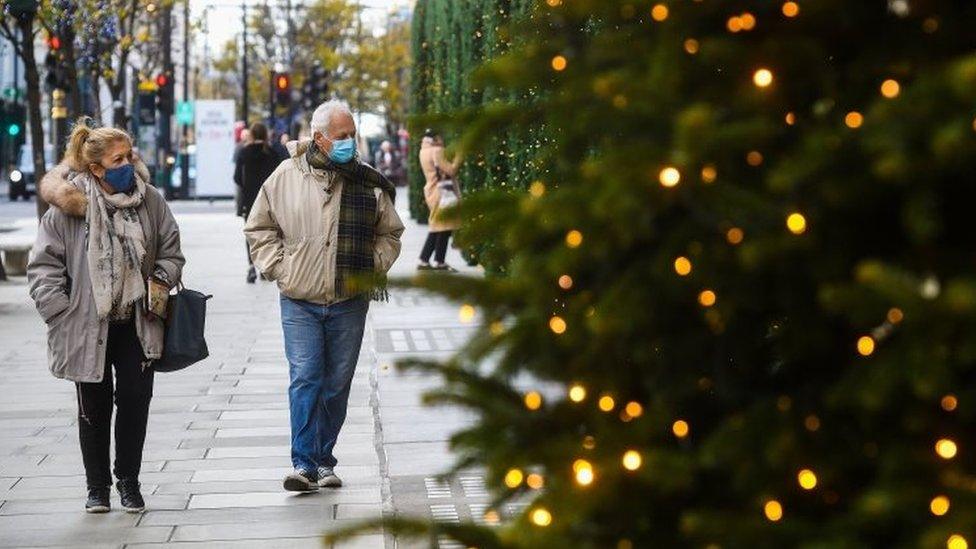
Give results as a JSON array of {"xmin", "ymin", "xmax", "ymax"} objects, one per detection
[{"xmin": 194, "ymin": 0, "xmax": 411, "ymax": 56}]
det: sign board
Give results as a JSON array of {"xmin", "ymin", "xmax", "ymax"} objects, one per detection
[
  {"xmin": 192, "ymin": 100, "xmax": 235, "ymax": 197},
  {"xmin": 177, "ymin": 101, "xmax": 193, "ymax": 125}
]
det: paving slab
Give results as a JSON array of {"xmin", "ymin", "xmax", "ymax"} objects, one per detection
[{"xmin": 0, "ymin": 198, "xmax": 485, "ymax": 548}]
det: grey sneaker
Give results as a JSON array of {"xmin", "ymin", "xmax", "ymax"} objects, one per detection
[
  {"xmin": 283, "ymin": 469, "xmax": 318, "ymax": 492},
  {"xmin": 317, "ymin": 466, "xmax": 342, "ymax": 488}
]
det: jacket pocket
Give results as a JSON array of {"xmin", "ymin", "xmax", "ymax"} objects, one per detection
[
  {"xmin": 278, "ymin": 237, "xmax": 327, "ymax": 301},
  {"xmin": 46, "ymin": 312, "xmax": 68, "ymax": 378}
]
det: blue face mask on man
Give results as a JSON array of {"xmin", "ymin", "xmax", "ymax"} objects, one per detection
[
  {"xmin": 327, "ymin": 137, "xmax": 356, "ymax": 164},
  {"xmin": 102, "ymin": 163, "xmax": 135, "ymax": 193}
]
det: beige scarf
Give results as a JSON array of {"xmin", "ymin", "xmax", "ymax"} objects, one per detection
[{"xmin": 83, "ymin": 172, "xmax": 147, "ymax": 320}]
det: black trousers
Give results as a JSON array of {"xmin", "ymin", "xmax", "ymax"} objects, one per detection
[
  {"xmin": 420, "ymin": 231, "xmax": 452, "ymax": 264},
  {"xmin": 76, "ymin": 321, "xmax": 154, "ymax": 488}
]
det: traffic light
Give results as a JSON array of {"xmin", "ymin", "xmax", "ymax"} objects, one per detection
[
  {"xmin": 44, "ymin": 34, "xmax": 69, "ymax": 92},
  {"xmin": 302, "ymin": 62, "xmax": 329, "ymax": 110},
  {"xmin": 156, "ymin": 68, "xmax": 174, "ymax": 114},
  {"xmin": 273, "ymin": 72, "xmax": 291, "ymax": 108}
]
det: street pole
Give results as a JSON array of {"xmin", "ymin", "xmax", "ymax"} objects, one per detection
[
  {"xmin": 241, "ymin": 2, "xmax": 249, "ymax": 123},
  {"xmin": 180, "ymin": 0, "xmax": 190, "ymax": 194},
  {"xmin": 159, "ymin": 4, "xmax": 174, "ymax": 198},
  {"xmin": 52, "ymin": 89, "xmax": 67, "ymax": 163}
]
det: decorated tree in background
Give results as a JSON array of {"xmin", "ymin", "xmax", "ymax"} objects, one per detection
[
  {"xmin": 408, "ymin": 0, "xmax": 543, "ymax": 224},
  {"xmin": 334, "ymin": 0, "xmax": 976, "ymax": 547}
]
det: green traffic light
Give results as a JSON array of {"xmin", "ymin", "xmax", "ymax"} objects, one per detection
[{"xmin": 8, "ymin": 124, "xmax": 21, "ymax": 137}]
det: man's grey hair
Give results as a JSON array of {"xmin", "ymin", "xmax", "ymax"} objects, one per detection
[{"xmin": 310, "ymin": 100, "xmax": 354, "ymax": 138}]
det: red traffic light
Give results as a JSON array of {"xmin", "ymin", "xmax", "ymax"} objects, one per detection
[
  {"xmin": 276, "ymin": 74, "xmax": 290, "ymax": 90},
  {"xmin": 48, "ymin": 36, "xmax": 61, "ymax": 50},
  {"xmin": 156, "ymin": 74, "xmax": 169, "ymax": 87}
]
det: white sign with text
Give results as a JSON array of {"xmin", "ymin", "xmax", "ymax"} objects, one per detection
[{"xmin": 193, "ymin": 100, "xmax": 236, "ymax": 197}]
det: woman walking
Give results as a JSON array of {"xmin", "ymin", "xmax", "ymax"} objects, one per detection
[
  {"xmin": 234, "ymin": 122, "xmax": 282, "ymax": 283},
  {"xmin": 27, "ymin": 119, "xmax": 184, "ymax": 514},
  {"xmin": 418, "ymin": 129, "xmax": 462, "ymax": 271}
]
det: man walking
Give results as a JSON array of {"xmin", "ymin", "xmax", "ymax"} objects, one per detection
[{"xmin": 244, "ymin": 100, "xmax": 404, "ymax": 491}]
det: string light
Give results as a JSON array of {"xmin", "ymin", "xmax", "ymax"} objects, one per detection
[
  {"xmin": 764, "ymin": 500, "xmax": 783, "ymax": 521},
  {"xmin": 698, "ymin": 290, "xmax": 716, "ymax": 307},
  {"xmin": 941, "ymin": 394, "xmax": 958, "ymax": 412},
  {"xmin": 504, "ymin": 468, "xmax": 523, "ymax": 488},
  {"xmin": 785, "ymin": 112, "xmax": 796, "ymax": 125},
  {"xmin": 684, "ymin": 39, "xmax": 699, "ymax": 54},
  {"xmin": 727, "ymin": 16, "xmax": 743, "ymax": 33},
  {"xmin": 526, "ymin": 473, "xmax": 544, "ymax": 489},
  {"xmin": 566, "ymin": 230, "xmax": 583, "ymax": 248},
  {"xmin": 747, "ymin": 151, "xmax": 764, "ymax": 166},
  {"xmin": 625, "ymin": 401, "xmax": 643, "ymax": 417},
  {"xmin": 569, "ymin": 384, "xmax": 587, "ymax": 402},
  {"xmin": 930, "ymin": 495, "xmax": 950, "ymax": 516},
  {"xmin": 599, "ymin": 395, "xmax": 616, "ymax": 412},
  {"xmin": 804, "ymin": 414, "xmax": 821, "ymax": 431},
  {"xmin": 786, "ymin": 212, "xmax": 807, "ymax": 234},
  {"xmin": 459, "ymin": 305, "xmax": 476, "ymax": 323},
  {"xmin": 573, "ymin": 459, "xmax": 594, "ymax": 486},
  {"xmin": 936, "ymin": 438, "xmax": 958, "ymax": 459},
  {"xmin": 622, "ymin": 450, "xmax": 642, "ymax": 471},
  {"xmin": 558, "ymin": 275, "xmax": 573, "ymax": 290},
  {"xmin": 856, "ymin": 336, "xmax": 875, "ymax": 356},
  {"xmin": 797, "ymin": 469, "xmax": 818, "ymax": 490},
  {"xmin": 583, "ymin": 436, "xmax": 596, "ymax": 450},
  {"xmin": 782, "ymin": 1, "xmax": 799, "ymax": 17},
  {"xmin": 753, "ymin": 68, "xmax": 774, "ymax": 88},
  {"xmin": 701, "ymin": 165, "xmax": 717, "ymax": 183},
  {"xmin": 490, "ymin": 321, "xmax": 505, "ymax": 336},
  {"xmin": 726, "ymin": 227, "xmax": 744, "ymax": 245},
  {"xmin": 531, "ymin": 507, "xmax": 552, "ymax": 526},
  {"xmin": 948, "ymin": 535, "xmax": 968, "ymax": 549},
  {"xmin": 672, "ymin": 419, "xmax": 690, "ymax": 438},
  {"xmin": 887, "ymin": 307, "xmax": 904, "ymax": 324},
  {"xmin": 529, "ymin": 181, "xmax": 546, "ymax": 198},
  {"xmin": 546, "ymin": 0, "xmax": 561, "ymax": 6},
  {"xmin": 524, "ymin": 391, "xmax": 543, "ymax": 410},
  {"xmin": 484, "ymin": 510, "xmax": 501, "ymax": 524},
  {"xmin": 674, "ymin": 256, "xmax": 692, "ymax": 276},
  {"xmin": 659, "ymin": 166, "xmax": 681, "ymax": 187},
  {"xmin": 881, "ymin": 79, "xmax": 900, "ymax": 98},
  {"xmin": 739, "ymin": 12, "xmax": 756, "ymax": 30},
  {"xmin": 551, "ymin": 56, "xmax": 567, "ymax": 71},
  {"xmin": 550, "ymin": 316, "xmax": 567, "ymax": 334},
  {"xmin": 845, "ymin": 111, "xmax": 864, "ymax": 129},
  {"xmin": 651, "ymin": 4, "xmax": 669, "ymax": 21}
]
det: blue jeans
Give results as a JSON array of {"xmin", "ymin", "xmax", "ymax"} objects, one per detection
[{"xmin": 280, "ymin": 295, "xmax": 369, "ymax": 473}]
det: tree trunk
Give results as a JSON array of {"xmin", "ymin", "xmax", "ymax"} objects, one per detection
[
  {"xmin": 61, "ymin": 29, "xmax": 82, "ymax": 119},
  {"xmin": 89, "ymin": 70, "xmax": 102, "ymax": 120},
  {"xmin": 18, "ymin": 17, "xmax": 48, "ymax": 220}
]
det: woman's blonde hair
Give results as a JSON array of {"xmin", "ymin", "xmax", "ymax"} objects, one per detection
[{"xmin": 64, "ymin": 117, "xmax": 133, "ymax": 172}]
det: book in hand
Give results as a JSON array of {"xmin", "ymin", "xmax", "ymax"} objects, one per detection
[{"xmin": 147, "ymin": 277, "xmax": 171, "ymax": 319}]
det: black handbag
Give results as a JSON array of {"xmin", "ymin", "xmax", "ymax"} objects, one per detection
[{"xmin": 154, "ymin": 284, "xmax": 212, "ymax": 372}]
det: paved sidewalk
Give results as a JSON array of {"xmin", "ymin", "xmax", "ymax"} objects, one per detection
[{"xmin": 0, "ymin": 197, "xmax": 481, "ymax": 548}]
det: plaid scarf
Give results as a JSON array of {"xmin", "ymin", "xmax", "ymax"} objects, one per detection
[{"xmin": 306, "ymin": 145, "xmax": 396, "ymax": 301}]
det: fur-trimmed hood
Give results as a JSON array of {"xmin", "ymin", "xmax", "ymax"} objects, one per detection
[{"xmin": 40, "ymin": 159, "xmax": 152, "ymax": 218}]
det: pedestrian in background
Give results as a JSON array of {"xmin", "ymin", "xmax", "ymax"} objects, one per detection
[
  {"xmin": 374, "ymin": 140, "xmax": 404, "ymax": 187},
  {"xmin": 27, "ymin": 119, "xmax": 184, "ymax": 514},
  {"xmin": 245, "ymin": 100, "xmax": 404, "ymax": 492},
  {"xmin": 273, "ymin": 132, "xmax": 290, "ymax": 162},
  {"xmin": 418, "ymin": 129, "xmax": 462, "ymax": 272},
  {"xmin": 234, "ymin": 122, "xmax": 281, "ymax": 283}
]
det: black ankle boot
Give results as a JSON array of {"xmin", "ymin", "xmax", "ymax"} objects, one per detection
[
  {"xmin": 116, "ymin": 478, "xmax": 145, "ymax": 513},
  {"xmin": 85, "ymin": 486, "xmax": 110, "ymax": 513},
  {"xmin": 246, "ymin": 266, "xmax": 257, "ymax": 284}
]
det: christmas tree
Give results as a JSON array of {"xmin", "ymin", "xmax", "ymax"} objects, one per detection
[{"xmin": 334, "ymin": 0, "xmax": 976, "ymax": 547}]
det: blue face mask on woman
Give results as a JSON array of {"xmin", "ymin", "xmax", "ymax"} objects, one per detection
[
  {"xmin": 102, "ymin": 163, "xmax": 135, "ymax": 193},
  {"xmin": 328, "ymin": 137, "xmax": 356, "ymax": 164}
]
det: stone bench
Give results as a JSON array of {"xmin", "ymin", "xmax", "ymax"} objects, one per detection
[{"xmin": 0, "ymin": 236, "xmax": 33, "ymax": 277}]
